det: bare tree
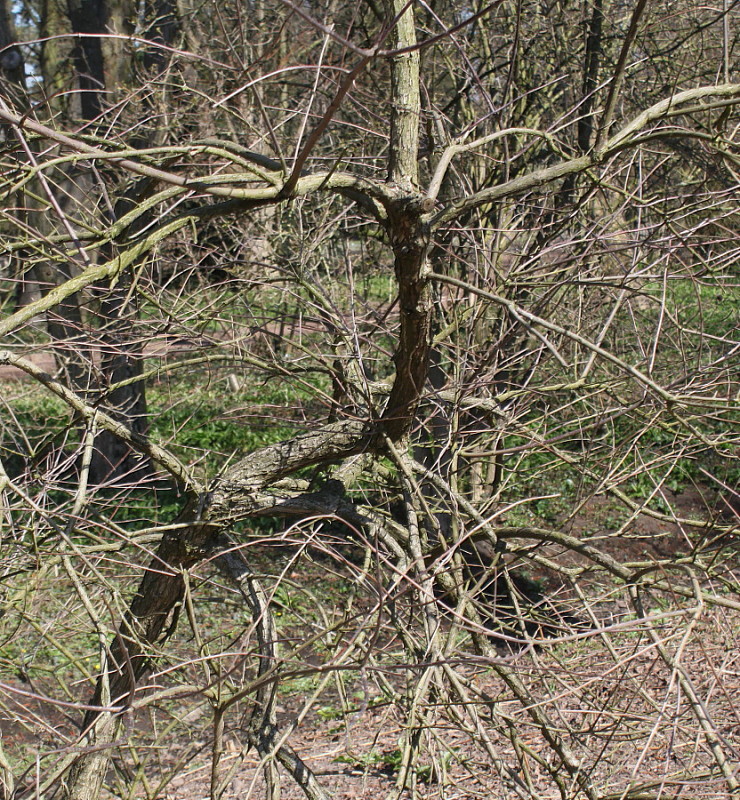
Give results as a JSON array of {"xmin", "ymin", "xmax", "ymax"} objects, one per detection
[{"xmin": 1, "ymin": 1, "xmax": 739, "ymax": 798}]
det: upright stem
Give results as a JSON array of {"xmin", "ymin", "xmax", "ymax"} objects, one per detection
[
  {"xmin": 389, "ymin": 0, "xmax": 421, "ymax": 188},
  {"xmin": 723, "ymin": 0, "xmax": 731, "ymax": 84},
  {"xmin": 578, "ymin": 0, "xmax": 603, "ymax": 153},
  {"xmin": 381, "ymin": 2, "xmax": 433, "ymax": 441}
]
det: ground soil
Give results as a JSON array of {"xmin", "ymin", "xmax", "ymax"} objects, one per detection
[
  {"xmin": 2, "ymin": 485, "xmax": 737, "ymax": 799},
  {"xmin": 2, "ymin": 356, "xmax": 738, "ymax": 799}
]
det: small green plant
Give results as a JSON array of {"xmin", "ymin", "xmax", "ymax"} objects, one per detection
[
  {"xmin": 316, "ymin": 704, "xmax": 345, "ymax": 721},
  {"xmin": 333, "ymin": 749, "xmax": 391, "ymax": 772},
  {"xmin": 282, "ymin": 675, "xmax": 318, "ymax": 696},
  {"xmin": 334, "ymin": 747, "xmax": 455, "ymax": 785}
]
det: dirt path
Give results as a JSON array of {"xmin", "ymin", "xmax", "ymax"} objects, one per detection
[
  {"xmin": 0, "ymin": 350, "xmax": 57, "ymax": 382},
  {"xmin": 0, "ymin": 339, "xmax": 204, "ymax": 384}
]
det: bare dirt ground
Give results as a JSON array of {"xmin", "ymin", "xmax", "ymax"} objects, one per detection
[
  {"xmin": 0, "ymin": 338, "xmax": 200, "ymax": 383},
  {"xmin": 3, "ymin": 488, "xmax": 738, "ymax": 799},
  {"xmin": 2, "ymin": 348, "xmax": 738, "ymax": 798},
  {"xmin": 178, "ymin": 491, "xmax": 739, "ymax": 800}
]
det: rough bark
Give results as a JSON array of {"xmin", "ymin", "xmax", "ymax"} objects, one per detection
[
  {"xmin": 34, "ymin": 0, "xmax": 149, "ymax": 485},
  {"xmin": 78, "ymin": 421, "xmax": 374, "ymax": 732},
  {"xmin": 388, "ymin": 0, "xmax": 420, "ymax": 189},
  {"xmin": 63, "ymin": 2, "xmax": 439, "ymax": 788},
  {"xmin": 380, "ymin": 0, "xmax": 432, "ymax": 442},
  {"xmin": 380, "ymin": 198, "xmax": 432, "ymax": 441}
]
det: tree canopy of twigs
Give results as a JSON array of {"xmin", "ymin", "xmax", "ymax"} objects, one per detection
[{"xmin": 0, "ymin": 0, "xmax": 739, "ymax": 798}]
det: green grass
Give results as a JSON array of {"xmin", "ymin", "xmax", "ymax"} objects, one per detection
[
  {"xmin": 0, "ymin": 390, "xmax": 77, "ymax": 479},
  {"xmin": 0, "ymin": 370, "xmax": 329, "ymax": 534},
  {"xmin": 662, "ymin": 274, "xmax": 740, "ymax": 341},
  {"xmin": 1, "ymin": 369, "xmax": 326, "ymax": 477}
]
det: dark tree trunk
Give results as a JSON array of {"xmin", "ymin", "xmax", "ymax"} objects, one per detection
[{"xmin": 36, "ymin": 0, "xmax": 152, "ymax": 485}]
